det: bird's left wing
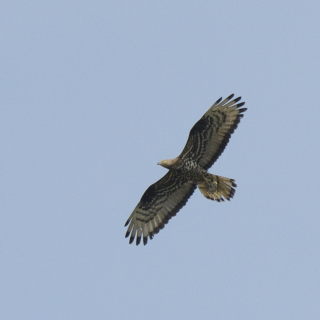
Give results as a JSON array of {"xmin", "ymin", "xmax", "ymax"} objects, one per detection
[
  {"xmin": 125, "ymin": 170, "xmax": 196, "ymax": 245},
  {"xmin": 179, "ymin": 94, "xmax": 246, "ymax": 170}
]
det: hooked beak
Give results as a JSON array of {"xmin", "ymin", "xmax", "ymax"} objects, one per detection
[{"xmin": 157, "ymin": 162, "xmax": 161, "ymax": 165}]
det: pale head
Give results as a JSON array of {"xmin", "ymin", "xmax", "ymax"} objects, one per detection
[{"xmin": 157, "ymin": 157, "xmax": 179, "ymax": 169}]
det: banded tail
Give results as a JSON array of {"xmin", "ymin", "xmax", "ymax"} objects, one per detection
[{"xmin": 197, "ymin": 174, "xmax": 236, "ymax": 202}]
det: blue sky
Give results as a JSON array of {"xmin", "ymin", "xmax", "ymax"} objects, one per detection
[{"xmin": 1, "ymin": 1, "xmax": 320, "ymax": 319}]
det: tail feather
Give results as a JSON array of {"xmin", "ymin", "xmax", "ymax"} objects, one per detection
[{"xmin": 197, "ymin": 174, "xmax": 236, "ymax": 201}]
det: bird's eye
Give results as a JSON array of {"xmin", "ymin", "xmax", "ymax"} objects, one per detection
[{"xmin": 163, "ymin": 160, "xmax": 166, "ymax": 163}]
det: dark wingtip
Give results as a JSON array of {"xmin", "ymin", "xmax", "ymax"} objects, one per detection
[
  {"xmin": 124, "ymin": 218, "xmax": 130, "ymax": 227},
  {"xmin": 129, "ymin": 236, "xmax": 134, "ymax": 244},
  {"xmin": 143, "ymin": 237, "xmax": 148, "ymax": 245},
  {"xmin": 216, "ymin": 97, "xmax": 222, "ymax": 104},
  {"xmin": 125, "ymin": 230, "xmax": 130, "ymax": 238},
  {"xmin": 234, "ymin": 96, "xmax": 241, "ymax": 103},
  {"xmin": 229, "ymin": 188, "xmax": 236, "ymax": 199},
  {"xmin": 136, "ymin": 236, "xmax": 141, "ymax": 246},
  {"xmin": 226, "ymin": 93, "xmax": 234, "ymax": 100}
]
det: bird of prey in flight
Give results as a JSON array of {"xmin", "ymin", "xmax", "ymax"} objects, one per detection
[{"xmin": 125, "ymin": 94, "xmax": 247, "ymax": 245}]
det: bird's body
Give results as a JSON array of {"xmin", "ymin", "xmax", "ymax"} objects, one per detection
[{"xmin": 125, "ymin": 94, "xmax": 247, "ymax": 245}]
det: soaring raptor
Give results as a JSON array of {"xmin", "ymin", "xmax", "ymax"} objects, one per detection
[{"xmin": 125, "ymin": 94, "xmax": 246, "ymax": 245}]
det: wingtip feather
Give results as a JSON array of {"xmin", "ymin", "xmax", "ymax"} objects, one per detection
[
  {"xmin": 216, "ymin": 97, "xmax": 222, "ymax": 104},
  {"xmin": 236, "ymin": 102, "xmax": 245, "ymax": 108},
  {"xmin": 226, "ymin": 93, "xmax": 234, "ymax": 100},
  {"xmin": 234, "ymin": 96, "xmax": 241, "ymax": 103},
  {"xmin": 124, "ymin": 218, "xmax": 130, "ymax": 227}
]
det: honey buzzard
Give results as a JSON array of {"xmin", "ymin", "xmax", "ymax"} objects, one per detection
[{"xmin": 125, "ymin": 94, "xmax": 247, "ymax": 245}]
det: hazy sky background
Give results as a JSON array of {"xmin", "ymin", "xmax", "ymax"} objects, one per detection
[{"xmin": 1, "ymin": 1, "xmax": 320, "ymax": 319}]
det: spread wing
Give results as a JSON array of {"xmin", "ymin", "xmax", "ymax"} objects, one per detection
[
  {"xmin": 179, "ymin": 94, "xmax": 247, "ymax": 170},
  {"xmin": 125, "ymin": 170, "xmax": 196, "ymax": 245}
]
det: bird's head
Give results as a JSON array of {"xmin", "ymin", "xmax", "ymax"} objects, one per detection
[
  {"xmin": 157, "ymin": 159, "xmax": 169, "ymax": 168},
  {"xmin": 157, "ymin": 158, "xmax": 178, "ymax": 169}
]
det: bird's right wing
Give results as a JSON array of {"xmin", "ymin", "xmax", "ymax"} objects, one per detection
[{"xmin": 125, "ymin": 170, "xmax": 196, "ymax": 245}]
